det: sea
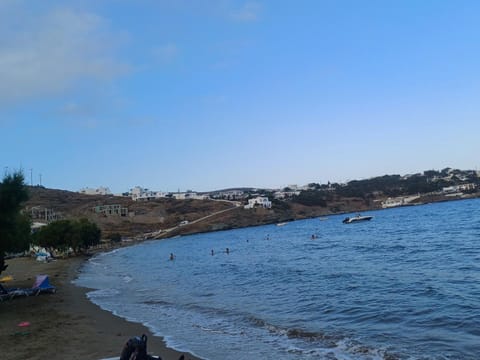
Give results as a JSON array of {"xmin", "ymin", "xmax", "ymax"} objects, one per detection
[{"xmin": 74, "ymin": 198, "xmax": 480, "ymax": 360}]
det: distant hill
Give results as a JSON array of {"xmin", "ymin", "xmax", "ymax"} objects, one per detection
[
  {"xmin": 23, "ymin": 187, "xmax": 340, "ymax": 239},
  {"xmin": 23, "ymin": 167, "xmax": 480, "ymax": 240},
  {"xmin": 24, "ymin": 187, "xmax": 234, "ymax": 238}
]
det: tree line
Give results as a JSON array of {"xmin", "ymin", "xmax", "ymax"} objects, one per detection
[
  {"xmin": 0, "ymin": 172, "xmax": 101, "ymax": 275},
  {"xmin": 292, "ymin": 169, "xmax": 479, "ymax": 206}
]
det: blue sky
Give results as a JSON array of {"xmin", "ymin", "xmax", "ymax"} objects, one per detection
[{"xmin": 1, "ymin": 0, "xmax": 479, "ymax": 193}]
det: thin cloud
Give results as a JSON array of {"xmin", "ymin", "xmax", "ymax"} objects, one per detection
[
  {"xmin": 58, "ymin": 100, "xmax": 102, "ymax": 119},
  {"xmin": 0, "ymin": 6, "xmax": 130, "ymax": 105},
  {"xmin": 55, "ymin": 100, "xmax": 101, "ymax": 129},
  {"xmin": 152, "ymin": 43, "xmax": 179, "ymax": 64},
  {"xmin": 57, "ymin": 100, "xmax": 157, "ymax": 129},
  {"xmin": 230, "ymin": 1, "xmax": 262, "ymax": 22}
]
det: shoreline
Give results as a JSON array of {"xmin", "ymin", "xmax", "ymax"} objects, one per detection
[
  {"xmin": 3, "ymin": 196, "xmax": 478, "ymax": 359},
  {"xmin": 0, "ymin": 256, "xmax": 201, "ymax": 360}
]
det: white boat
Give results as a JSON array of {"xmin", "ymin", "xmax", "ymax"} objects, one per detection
[{"xmin": 342, "ymin": 214, "xmax": 373, "ymax": 224}]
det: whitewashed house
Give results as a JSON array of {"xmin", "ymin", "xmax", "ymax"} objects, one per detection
[
  {"xmin": 172, "ymin": 192, "xmax": 209, "ymax": 200},
  {"xmin": 381, "ymin": 195, "xmax": 420, "ymax": 208},
  {"xmin": 442, "ymin": 183, "xmax": 476, "ymax": 194},
  {"xmin": 274, "ymin": 190, "xmax": 300, "ymax": 199},
  {"xmin": 210, "ymin": 190, "xmax": 245, "ymax": 200},
  {"xmin": 130, "ymin": 186, "xmax": 168, "ymax": 201},
  {"xmin": 244, "ymin": 196, "xmax": 272, "ymax": 209}
]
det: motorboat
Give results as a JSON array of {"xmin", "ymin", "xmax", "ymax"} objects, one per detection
[{"xmin": 342, "ymin": 214, "xmax": 373, "ymax": 224}]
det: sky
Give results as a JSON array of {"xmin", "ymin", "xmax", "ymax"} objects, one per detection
[{"xmin": 1, "ymin": 0, "xmax": 480, "ymax": 193}]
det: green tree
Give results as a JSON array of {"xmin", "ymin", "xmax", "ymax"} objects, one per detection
[
  {"xmin": 72, "ymin": 218, "xmax": 101, "ymax": 250},
  {"xmin": 0, "ymin": 171, "xmax": 31, "ymax": 275},
  {"xmin": 33, "ymin": 219, "xmax": 73, "ymax": 250},
  {"xmin": 33, "ymin": 218, "xmax": 101, "ymax": 253},
  {"xmin": 293, "ymin": 190, "xmax": 328, "ymax": 207}
]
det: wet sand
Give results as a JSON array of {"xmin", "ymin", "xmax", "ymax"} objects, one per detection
[{"xmin": 0, "ymin": 256, "xmax": 201, "ymax": 360}]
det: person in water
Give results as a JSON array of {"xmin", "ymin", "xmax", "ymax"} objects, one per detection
[
  {"xmin": 169, "ymin": 253, "xmax": 175, "ymax": 261},
  {"xmin": 225, "ymin": 247, "xmax": 230, "ymax": 254},
  {"xmin": 211, "ymin": 249, "xmax": 214, "ymax": 256}
]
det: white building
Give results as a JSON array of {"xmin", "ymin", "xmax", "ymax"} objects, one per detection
[
  {"xmin": 129, "ymin": 187, "xmax": 210, "ymax": 201},
  {"xmin": 244, "ymin": 196, "xmax": 272, "ymax": 209},
  {"xmin": 210, "ymin": 190, "xmax": 245, "ymax": 200},
  {"xmin": 130, "ymin": 186, "xmax": 168, "ymax": 201},
  {"xmin": 442, "ymin": 183, "xmax": 476, "ymax": 194},
  {"xmin": 172, "ymin": 192, "xmax": 209, "ymax": 200},
  {"xmin": 381, "ymin": 195, "xmax": 420, "ymax": 208},
  {"xmin": 79, "ymin": 186, "xmax": 111, "ymax": 196},
  {"xmin": 273, "ymin": 190, "xmax": 300, "ymax": 199}
]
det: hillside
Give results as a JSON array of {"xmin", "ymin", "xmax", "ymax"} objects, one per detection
[
  {"xmin": 23, "ymin": 169, "xmax": 480, "ymax": 241},
  {"xmin": 24, "ymin": 187, "xmax": 368, "ymax": 240},
  {"xmin": 24, "ymin": 187, "xmax": 235, "ymax": 239}
]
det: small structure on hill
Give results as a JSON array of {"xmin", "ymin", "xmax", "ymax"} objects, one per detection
[
  {"xmin": 244, "ymin": 196, "xmax": 272, "ymax": 209},
  {"xmin": 130, "ymin": 186, "xmax": 169, "ymax": 201},
  {"xmin": 79, "ymin": 186, "xmax": 112, "ymax": 195},
  {"xmin": 92, "ymin": 204, "xmax": 129, "ymax": 216},
  {"xmin": 26, "ymin": 206, "xmax": 62, "ymax": 222}
]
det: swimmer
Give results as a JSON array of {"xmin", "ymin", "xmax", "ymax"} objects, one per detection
[
  {"xmin": 169, "ymin": 253, "xmax": 175, "ymax": 261},
  {"xmin": 225, "ymin": 247, "xmax": 230, "ymax": 254}
]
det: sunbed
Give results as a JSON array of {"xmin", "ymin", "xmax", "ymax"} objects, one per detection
[{"xmin": 0, "ymin": 275, "xmax": 56, "ymax": 301}]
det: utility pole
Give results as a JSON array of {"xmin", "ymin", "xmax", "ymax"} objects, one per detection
[
  {"xmin": 39, "ymin": 173, "xmax": 42, "ymax": 186},
  {"xmin": 30, "ymin": 168, "xmax": 33, "ymax": 186}
]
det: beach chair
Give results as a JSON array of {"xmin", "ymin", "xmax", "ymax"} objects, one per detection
[
  {"xmin": 0, "ymin": 275, "xmax": 56, "ymax": 300},
  {"xmin": 30, "ymin": 275, "xmax": 56, "ymax": 296},
  {"xmin": 0, "ymin": 283, "xmax": 29, "ymax": 301}
]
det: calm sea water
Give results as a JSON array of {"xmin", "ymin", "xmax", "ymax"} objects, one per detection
[{"xmin": 75, "ymin": 198, "xmax": 480, "ymax": 360}]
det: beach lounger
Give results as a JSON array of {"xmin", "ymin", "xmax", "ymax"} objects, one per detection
[
  {"xmin": 30, "ymin": 275, "xmax": 56, "ymax": 296},
  {"xmin": 0, "ymin": 275, "xmax": 56, "ymax": 301},
  {"xmin": 0, "ymin": 283, "xmax": 29, "ymax": 301}
]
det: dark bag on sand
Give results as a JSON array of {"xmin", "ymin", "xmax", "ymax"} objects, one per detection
[
  {"xmin": 119, "ymin": 334, "xmax": 186, "ymax": 360},
  {"xmin": 120, "ymin": 334, "xmax": 160, "ymax": 360}
]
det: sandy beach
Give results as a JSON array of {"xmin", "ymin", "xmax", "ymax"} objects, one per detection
[{"xmin": 0, "ymin": 256, "xmax": 201, "ymax": 360}]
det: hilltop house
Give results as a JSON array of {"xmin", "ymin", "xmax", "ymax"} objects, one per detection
[
  {"xmin": 129, "ymin": 187, "xmax": 210, "ymax": 201},
  {"xmin": 210, "ymin": 190, "xmax": 246, "ymax": 200},
  {"xmin": 130, "ymin": 186, "xmax": 168, "ymax": 201},
  {"xmin": 273, "ymin": 190, "xmax": 300, "ymax": 199},
  {"xmin": 244, "ymin": 196, "xmax": 272, "ymax": 209},
  {"xmin": 171, "ymin": 191, "xmax": 209, "ymax": 200}
]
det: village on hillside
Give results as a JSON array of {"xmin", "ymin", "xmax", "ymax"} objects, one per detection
[
  {"xmin": 78, "ymin": 167, "xmax": 479, "ymax": 208},
  {"xmin": 23, "ymin": 167, "xmax": 480, "ymax": 242}
]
